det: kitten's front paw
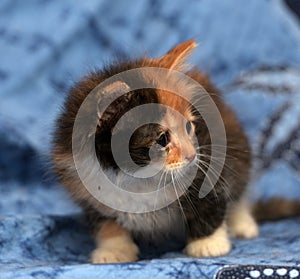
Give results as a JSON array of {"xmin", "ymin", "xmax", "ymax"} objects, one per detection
[
  {"xmin": 184, "ymin": 224, "xmax": 231, "ymax": 257},
  {"xmin": 90, "ymin": 245, "xmax": 138, "ymax": 264},
  {"xmin": 229, "ymin": 215, "xmax": 259, "ymax": 239},
  {"xmin": 228, "ymin": 200, "xmax": 259, "ymax": 239}
]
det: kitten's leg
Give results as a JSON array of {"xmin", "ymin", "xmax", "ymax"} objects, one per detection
[
  {"xmin": 184, "ymin": 222, "xmax": 231, "ymax": 257},
  {"xmin": 90, "ymin": 220, "xmax": 139, "ymax": 263},
  {"xmin": 182, "ymin": 190, "xmax": 231, "ymax": 257},
  {"xmin": 227, "ymin": 198, "xmax": 259, "ymax": 238}
]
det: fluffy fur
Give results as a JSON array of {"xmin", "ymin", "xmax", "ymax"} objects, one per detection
[{"xmin": 52, "ymin": 39, "xmax": 258, "ymax": 263}]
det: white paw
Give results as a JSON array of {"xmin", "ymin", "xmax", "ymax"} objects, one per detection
[
  {"xmin": 90, "ymin": 245, "xmax": 138, "ymax": 264},
  {"xmin": 228, "ymin": 199, "xmax": 259, "ymax": 239},
  {"xmin": 184, "ymin": 225, "xmax": 231, "ymax": 257},
  {"xmin": 229, "ymin": 215, "xmax": 259, "ymax": 239}
]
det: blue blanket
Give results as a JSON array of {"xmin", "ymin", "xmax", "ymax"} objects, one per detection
[{"xmin": 0, "ymin": 0, "xmax": 300, "ymax": 278}]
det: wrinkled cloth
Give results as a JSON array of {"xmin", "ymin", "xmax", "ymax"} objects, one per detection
[{"xmin": 0, "ymin": 0, "xmax": 300, "ymax": 278}]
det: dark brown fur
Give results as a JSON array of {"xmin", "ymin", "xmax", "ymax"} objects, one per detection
[{"xmin": 253, "ymin": 198, "xmax": 300, "ymax": 221}]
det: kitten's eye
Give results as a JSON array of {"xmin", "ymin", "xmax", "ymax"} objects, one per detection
[
  {"xmin": 186, "ymin": 121, "xmax": 192, "ymax": 134},
  {"xmin": 156, "ymin": 132, "xmax": 169, "ymax": 147}
]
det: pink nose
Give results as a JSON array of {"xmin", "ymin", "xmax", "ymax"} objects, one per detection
[{"xmin": 186, "ymin": 153, "xmax": 196, "ymax": 162}]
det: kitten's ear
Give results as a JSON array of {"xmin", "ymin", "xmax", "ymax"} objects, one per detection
[
  {"xmin": 96, "ymin": 80, "xmax": 131, "ymax": 120},
  {"xmin": 97, "ymin": 81, "xmax": 130, "ymax": 100},
  {"xmin": 154, "ymin": 39, "xmax": 198, "ymax": 71},
  {"xmin": 96, "ymin": 81, "xmax": 130, "ymax": 130}
]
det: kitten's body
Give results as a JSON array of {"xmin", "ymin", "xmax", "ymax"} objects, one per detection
[{"xmin": 52, "ymin": 40, "xmax": 258, "ymax": 263}]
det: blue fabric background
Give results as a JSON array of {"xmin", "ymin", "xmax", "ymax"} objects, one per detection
[{"xmin": 0, "ymin": 0, "xmax": 300, "ymax": 278}]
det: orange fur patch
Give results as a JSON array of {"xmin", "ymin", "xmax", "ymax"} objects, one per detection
[
  {"xmin": 166, "ymin": 146, "xmax": 182, "ymax": 165},
  {"xmin": 154, "ymin": 39, "xmax": 197, "ymax": 71},
  {"xmin": 157, "ymin": 90, "xmax": 191, "ymax": 115},
  {"xmin": 97, "ymin": 220, "xmax": 130, "ymax": 240}
]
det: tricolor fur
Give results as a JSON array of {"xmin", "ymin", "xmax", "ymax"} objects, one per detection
[{"xmin": 52, "ymin": 40, "xmax": 258, "ymax": 263}]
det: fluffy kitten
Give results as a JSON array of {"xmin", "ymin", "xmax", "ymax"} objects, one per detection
[{"xmin": 52, "ymin": 40, "xmax": 258, "ymax": 263}]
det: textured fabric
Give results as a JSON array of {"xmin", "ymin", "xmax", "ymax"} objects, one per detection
[
  {"xmin": 0, "ymin": 0, "xmax": 300, "ymax": 278},
  {"xmin": 217, "ymin": 265, "xmax": 300, "ymax": 279}
]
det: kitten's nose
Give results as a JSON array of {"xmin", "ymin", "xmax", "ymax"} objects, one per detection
[{"xmin": 186, "ymin": 153, "xmax": 196, "ymax": 162}]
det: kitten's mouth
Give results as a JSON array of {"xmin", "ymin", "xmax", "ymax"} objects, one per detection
[{"xmin": 166, "ymin": 155, "xmax": 196, "ymax": 170}]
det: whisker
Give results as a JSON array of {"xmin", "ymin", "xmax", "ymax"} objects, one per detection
[
  {"xmin": 171, "ymin": 171, "xmax": 187, "ymax": 224},
  {"xmin": 175, "ymin": 169, "xmax": 217, "ymax": 231},
  {"xmin": 194, "ymin": 161, "xmax": 219, "ymax": 200},
  {"xmin": 153, "ymin": 169, "xmax": 167, "ymax": 211},
  {"xmin": 174, "ymin": 170, "xmax": 206, "ymax": 225},
  {"xmin": 199, "ymin": 144, "xmax": 250, "ymax": 153},
  {"xmin": 162, "ymin": 170, "xmax": 172, "ymax": 226},
  {"xmin": 196, "ymin": 158, "xmax": 233, "ymax": 201},
  {"xmin": 196, "ymin": 154, "xmax": 239, "ymax": 177}
]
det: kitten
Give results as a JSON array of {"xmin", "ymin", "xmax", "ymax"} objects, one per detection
[{"xmin": 52, "ymin": 39, "xmax": 258, "ymax": 263}]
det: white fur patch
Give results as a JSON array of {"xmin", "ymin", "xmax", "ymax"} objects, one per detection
[
  {"xmin": 227, "ymin": 199, "xmax": 259, "ymax": 239},
  {"xmin": 184, "ymin": 223, "xmax": 231, "ymax": 257}
]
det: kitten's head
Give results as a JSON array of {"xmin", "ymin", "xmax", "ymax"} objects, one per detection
[
  {"xmin": 94, "ymin": 40, "xmax": 207, "ymax": 174},
  {"xmin": 127, "ymin": 101, "xmax": 197, "ymax": 171}
]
